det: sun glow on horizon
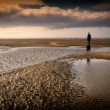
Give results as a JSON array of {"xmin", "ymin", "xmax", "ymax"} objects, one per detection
[{"xmin": 0, "ymin": 26, "xmax": 110, "ymax": 39}]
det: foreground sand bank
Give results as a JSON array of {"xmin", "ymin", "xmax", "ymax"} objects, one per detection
[
  {"xmin": 0, "ymin": 61, "xmax": 85, "ymax": 109},
  {"xmin": 0, "ymin": 56, "xmax": 110, "ymax": 109}
]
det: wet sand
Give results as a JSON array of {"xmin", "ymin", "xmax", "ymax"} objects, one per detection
[
  {"xmin": 0, "ymin": 45, "xmax": 110, "ymax": 109},
  {"xmin": 0, "ymin": 46, "xmax": 110, "ymax": 74},
  {"xmin": 0, "ymin": 46, "xmax": 86, "ymax": 74},
  {"xmin": 0, "ymin": 38, "xmax": 110, "ymax": 47},
  {"xmin": 0, "ymin": 59, "xmax": 110, "ymax": 109}
]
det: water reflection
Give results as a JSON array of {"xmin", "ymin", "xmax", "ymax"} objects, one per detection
[
  {"xmin": 87, "ymin": 58, "xmax": 90, "ymax": 63},
  {"xmin": 73, "ymin": 59, "xmax": 110, "ymax": 100}
]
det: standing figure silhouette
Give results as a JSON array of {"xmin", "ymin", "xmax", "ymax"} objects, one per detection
[
  {"xmin": 87, "ymin": 32, "xmax": 92, "ymax": 51},
  {"xmin": 87, "ymin": 32, "xmax": 91, "ymax": 45}
]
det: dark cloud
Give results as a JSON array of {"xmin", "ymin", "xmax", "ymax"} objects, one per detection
[
  {"xmin": 0, "ymin": 10, "xmax": 18, "ymax": 18},
  {"xmin": 20, "ymin": 4, "xmax": 41, "ymax": 9},
  {"xmin": 42, "ymin": 0, "xmax": 110, "ymax": 10},
  {"xmin": 0, "ymin": 0, "xmax": 110, "ymax": 29},
  {"xmin": 43, "ymin": 0, "xmax": 99, "ymax": 7},
  {"xmin": 18, "ymin": 0, "xmax": 110, "ymax": 12},
  {"xmin": 0, "ymin": 12, "xmax": 110, "ymax": 29}
]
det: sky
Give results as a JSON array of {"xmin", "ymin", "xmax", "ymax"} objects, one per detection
[{"xmin": 0, "ymin": 0, "xmax": 110, "ymax": 39}]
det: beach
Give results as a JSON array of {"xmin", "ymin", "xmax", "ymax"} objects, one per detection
[
  {"xmin": 0, "ymin": 41, "xmax": 110, "ymax": 109},
  {"xmin": 0, "ymin": 0, "xmax": 110, "ymax": 109}
]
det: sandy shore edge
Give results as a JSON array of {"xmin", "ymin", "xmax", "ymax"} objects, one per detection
[
  {"xmin": 0, "ymin": 52, "xmax": 110, "ymax": 109},
  {"xmin": 62, "ymin": 52, "xmax": 110, "ymax": 60}
]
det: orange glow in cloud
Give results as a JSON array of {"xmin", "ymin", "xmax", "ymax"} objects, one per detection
[
  {"xmin": 0, "ymin": 0, "xmax": 43, "ymax": 5},
  {"xmin": 20, "ymin": 6, "xmax": 110, "ymax": 20},
  {"xmin": 0, "ymin": 3, "xmax": 109, "ymax": 20}
]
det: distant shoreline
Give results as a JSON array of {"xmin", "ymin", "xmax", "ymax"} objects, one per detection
[{"xmin": 0, "ymin": 38, "xmax": 110, "ymax": 47}]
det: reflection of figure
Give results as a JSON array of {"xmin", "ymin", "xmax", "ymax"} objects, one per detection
[
  {"xmin": 87, "ymin": 44, "xmax": 91, "ymax": 51},
  {"xmin": 87, "ymin": 32, "xmax": 91, "ymax": 44},
  {"xmin": 87, "ymin": 58, "xmax": 90, "ymax": 63}
]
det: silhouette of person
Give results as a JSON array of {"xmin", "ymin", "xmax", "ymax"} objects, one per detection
[{"xmin": 87, "ymin": 32, "xmax": 91, "ymax": 44}]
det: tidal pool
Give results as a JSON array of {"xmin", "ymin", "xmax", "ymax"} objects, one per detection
[{"xmin": 72, "ymin": 59, "xmax": 110, "ymax": 100}]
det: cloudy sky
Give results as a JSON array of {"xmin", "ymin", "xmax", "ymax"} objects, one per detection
[{"xmin": 0, "ymin": 0, "xmax": 110, "ymax": 39}]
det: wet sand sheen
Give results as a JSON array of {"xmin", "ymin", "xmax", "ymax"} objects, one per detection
[
  {"xmin": 0, "ymin": 46, "xmax": 110, "ymax": 74},
  {"xmin": 0, "ymin": 46, "xmax": 86, "ymax": 74},
  {"xmin": 0, "ymin": 53, "xmax": 110, "ymax": 109},
  {"xmin": 73, "ymin": 59, "xmax": 110, "ymax": 100}
]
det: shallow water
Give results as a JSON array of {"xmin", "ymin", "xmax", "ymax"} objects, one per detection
[
  {"xmin": 0, "ymin": 46, "xmax": 13, "ymax": 52},
  {"xmin": 0, "ymin": 46, "xmax": 110, "ymax": 74},
  {"xmin": 72, "ymin": 59, "xmax": 110, "ymax": 100},
  {"xmin": 0, "ymin": 46, "xmax": 85, "ymax": 74},
  {"xmin": 69, "ymin": 46, "xmax": 110, "ymax": 52},
  {"xmin": 92, "ymin": 47, "xmax": 110, "ymax": 52}
]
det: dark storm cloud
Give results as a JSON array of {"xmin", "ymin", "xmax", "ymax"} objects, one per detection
[
  {"xmin": 43, "ymin": 0, "xmax": 99, "ymax": 8},
  {"xmin": 0, "ymin": 9, "xmax": 19, "ymax": 18},
  {"xmin": 42, "ymin": 0, "xmax": 110, "ymax": 11},
  {"xmin": 0, "ymin": 0, "xmax": 110, "ymax": 28},
  {"xmin": 20, "ymin": 4, "xmax": 42, "ymax": 9},
  {"xmin": 0, "ymin": 12, "xmax": 110, "ymax": 28},
  {"xmin": 18, "ymin": 0, "xmax": 110, "ymax": 11}
]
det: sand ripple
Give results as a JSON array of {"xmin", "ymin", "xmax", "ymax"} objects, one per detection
[{"xmin": 0, "ymin": 46, "xmax": 85, "ymax": 74}]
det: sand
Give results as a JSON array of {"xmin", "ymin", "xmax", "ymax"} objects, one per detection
[
  {"xmin": 0, "ymin": 46, "xmax": 86, "ymax": 74},
  {"xmin": 0, "ymin": 61, "xmax": 86, "ymax": 109},
  {"xmin": 0, "ymin": 45, "xmax": 110, "ymax": 109},
  {"xmin": 0, "ymin": 46, "xmax": 110, "ymax": 74}
]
